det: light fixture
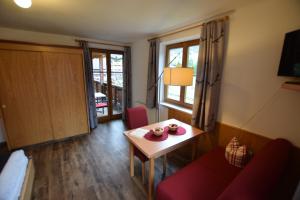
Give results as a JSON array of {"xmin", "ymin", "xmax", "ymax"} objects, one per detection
[
  {"xmin": 163, "ymin": 67, "xmax": 193, "ymax": 86},
  {"xmin": 14, "ymin": 0, "xmax": 32, "ymax": 8},
  {"xmin": 152, "ymin": 67, "xmax": 193, "ymax": 121}
]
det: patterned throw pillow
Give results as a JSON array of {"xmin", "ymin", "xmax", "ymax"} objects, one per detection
[{"xmin": 225, "ymin": 137, "xmax": 248, "ymax": 168}]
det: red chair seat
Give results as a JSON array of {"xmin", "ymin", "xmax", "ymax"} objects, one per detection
[{"xmin": 96, "ymin": 102, "xmax": 108, "ymax": 108}]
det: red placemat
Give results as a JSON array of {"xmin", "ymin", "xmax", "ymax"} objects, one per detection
[
  {"xmin": 144, "ymin": 130, "xmax": 168, "ymax": 141},
  {"xmin": 164, "ymin": 126, "xmax": 186, "ymax": 135}
]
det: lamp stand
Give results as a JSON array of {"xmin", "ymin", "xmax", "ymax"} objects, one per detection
[
  {"xmin": 157, "ymin": 77, "xmax": 161, "ymax": 122},
  {"xmin": 149, "ymin": 54, "xmax": 179, "ymax": 122},
  {"xmin": 155, "ymin": 70, "xmax": 164, "ymax": 122}
]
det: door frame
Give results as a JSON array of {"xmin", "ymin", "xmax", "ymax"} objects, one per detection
[{"xmin": 90, "ymin": 48, "xmax": 124, "ymax": 123}]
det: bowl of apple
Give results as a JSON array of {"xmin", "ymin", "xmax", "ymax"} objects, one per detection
[
  {"xmin": 153, "ymin": 127, "xmax": 164, "ymax": 136},
  {"xmin": 168, "ymin": 124, "xmax": 179, "ymax": 132}
]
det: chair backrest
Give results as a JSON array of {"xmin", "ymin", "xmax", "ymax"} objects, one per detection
[{"xmin": 126, "ymin": 106, "xmax": 149, "ymax": 129}]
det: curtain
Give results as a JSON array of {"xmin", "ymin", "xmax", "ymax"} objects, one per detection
[
  {"xmin": 192, "ymin": 19, "xmax": 228, "ymax": 132},
  {"xmin": 123, "ymin": 46, "xmax": 132, "ymax": 120},
  {"xmin": 80, "ymin": 41, "xmax": 97, "ymax": 129},
  {"xmin": 146, "ymin": 39, "xmax": 159, "ymax": 108}
]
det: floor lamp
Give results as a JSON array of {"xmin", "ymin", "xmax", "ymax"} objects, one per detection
[
  {"xmin": 155, "ymin": 66, "xmax": 193, "ymax": 176},
  {"xmin": 156, "ymin": 67, "xmax": 194, "ymax": 121}
]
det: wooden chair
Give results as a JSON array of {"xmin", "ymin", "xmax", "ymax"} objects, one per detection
[{"xmin": 126, "ymin": 106, "xmax": 167, "ymax": 183}]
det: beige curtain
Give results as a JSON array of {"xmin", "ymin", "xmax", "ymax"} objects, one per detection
[
  {"xmin": 80, "ymin": 41, "xmax": 97, "ymax": 129},
  {"xmin": 123, "ymin": 46, "xmax": 132, "ymax": 120},
  {"xmin": 146, "ymin": 39, "xmax": 159, "ymax": 108},
  {"xmin": 192, "ymin": 18, "xmax": 228, "ymax": 131}
]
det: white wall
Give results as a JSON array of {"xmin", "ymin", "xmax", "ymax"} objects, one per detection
[
  {"xmin": 131, "ymin": 0, "xmax": 300, "ymax": 146},
  {"xmin": 219, "ymin": 0, "xmax": 300, "ymax": 145},
  {"xmin": 0, "ymin": 27, "xmax": 125, "ymax": 51},
  {"xmin": 0, "ymin": 27, "xmax": 127, "ymax": 142},
  {"xmin": 131, "ymin": 39, "xmax": 161, "ymax": 123}
]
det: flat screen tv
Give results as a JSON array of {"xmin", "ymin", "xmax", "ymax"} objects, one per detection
[{"xmin": 277, "ymin": 29, "xmax": 300, "ymax": 77}]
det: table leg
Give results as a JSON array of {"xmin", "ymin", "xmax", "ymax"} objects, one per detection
[
  {"xmin": 130, "ymin": 143, "xmax": 134, "ymax": 177},
  {"xmin": 148, "ymin": 158, "xmax": 155, "ymax": 200}
]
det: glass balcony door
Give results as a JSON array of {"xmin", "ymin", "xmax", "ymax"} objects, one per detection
[
  {"xmin": 110, "ymin": 53, "xmax": 123, "ymax": 116},
  {"xmin": 92, "ymin": 50, "xmax": 123, "ymax": 122}
]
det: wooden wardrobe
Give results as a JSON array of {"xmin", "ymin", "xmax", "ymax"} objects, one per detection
[{"xmin": 0, "ymin": 41, "xmax": 89, "ymax": 149}]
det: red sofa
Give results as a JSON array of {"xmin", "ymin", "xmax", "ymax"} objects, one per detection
[{"xmin": 156, "ymin": 138, "xmax": 292, "ymax": 200}]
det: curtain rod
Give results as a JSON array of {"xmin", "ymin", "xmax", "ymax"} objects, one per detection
[
  {"xmin": 148, "ymin": 10, "xmax": 234, "ymax": 41},
  {"xmin": 75, "ymin": 39, "xmax": 129, "ymax": 48}
]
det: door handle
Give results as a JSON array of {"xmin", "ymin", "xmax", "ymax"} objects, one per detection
[{"xmin": 1, "ymin": 105, "xmax": 6, "ymax": 109}]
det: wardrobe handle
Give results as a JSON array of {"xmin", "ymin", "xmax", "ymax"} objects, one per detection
[{"xmin": 1, "ymin": 105, "xmax": 6, "ymax": 109}]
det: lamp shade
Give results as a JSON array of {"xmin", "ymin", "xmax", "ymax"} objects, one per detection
[{"xmin": 163, "ymin": 67, "xmax": 193, "ymax": 86}]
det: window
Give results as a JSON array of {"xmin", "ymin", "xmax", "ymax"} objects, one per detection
[
  {"xmin": 165, "ymin": 40, "xmax": 199, "ymax": 108},
  {"xmin": 110, "ymin": 54, "xmax": 123, "ymax": 88}
]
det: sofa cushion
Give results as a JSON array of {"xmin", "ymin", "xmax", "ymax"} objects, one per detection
[
  {"xmin": 218, "ymin": 138, "xmax": 292, "ymax": 200},
  {"xmin": 225, "ymin": 137, "xmax": 248, "ymax": 168},
  {"xmin": 156, "ymin": 147, "xmax": 242, "ymax": 200}
]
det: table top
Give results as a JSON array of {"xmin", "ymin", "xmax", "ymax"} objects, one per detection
[
  {"xmin": 124, "ymin": 119, "xmax": 204, "ymax": 159},
  {"xmin": 95, "ymin": 92, "xmax": 106, "ymax": 98}
]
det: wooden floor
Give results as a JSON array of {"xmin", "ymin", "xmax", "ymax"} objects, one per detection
[{"xmin": 24, "ymin": 120, "xmax": 190, "ymax": 200}]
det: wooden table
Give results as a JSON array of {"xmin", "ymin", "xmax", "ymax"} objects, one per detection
[{"xmin": 124, "ymin": 119, "xmax": 204, "ymax": 200}]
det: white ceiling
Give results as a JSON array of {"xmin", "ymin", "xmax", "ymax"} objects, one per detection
[{"xmin": 0, "ymin": 0, "xmax": 259, "ymax": 43}]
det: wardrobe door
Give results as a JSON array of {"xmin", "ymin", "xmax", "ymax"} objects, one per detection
[
  {"xmin": 0, "ymin": 50, "xmax": 54, "ymax": 148},
  {"xmin": 43, "ymin": 52, "xmax": 89, "ymax": 139}
]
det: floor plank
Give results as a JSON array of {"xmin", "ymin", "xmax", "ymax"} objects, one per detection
[{"xmin": 24, "ymin": 120, "xmax": 191, "ymax": 200}]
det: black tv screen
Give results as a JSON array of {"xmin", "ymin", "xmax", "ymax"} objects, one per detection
[{"xmin": 277, "ymin": 29, "xmax": 300, "ymax": 77}]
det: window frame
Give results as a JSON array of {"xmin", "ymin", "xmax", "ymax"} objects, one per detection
[{"xmin": 164, "ymin": 39, "xmax": 199, "ymax": 109}]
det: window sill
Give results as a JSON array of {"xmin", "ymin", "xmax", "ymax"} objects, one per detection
[{"xmin": 160, "ymin": 102, "xmax": 193, "ymax": 115}]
